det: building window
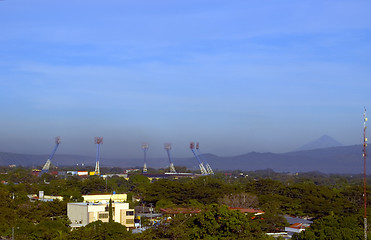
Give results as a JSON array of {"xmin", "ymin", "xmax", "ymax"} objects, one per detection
[
  {"xmin": 98, "ymin": 213, "xmax": 109, "ymax": 219},
  {"xmin": 126, "ymin": 219, "xmax": 134, "ymax": 224},
  {"xmin": 126, "ymin": 211, "xmax": 134, "ymax": 216}
]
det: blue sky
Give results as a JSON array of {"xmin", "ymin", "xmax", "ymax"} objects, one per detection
[{"xmin": 0, "ymin": 0, "xmax": 370, "ymax": 159}]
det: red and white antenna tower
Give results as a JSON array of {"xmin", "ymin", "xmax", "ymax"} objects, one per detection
[
  {"xmin": 94, "ymin": 137, "xmax": 103, "ymax": 176},
  {"xmin": 363, "ymin": 108, "xmax": 368, "ymax": 240}
]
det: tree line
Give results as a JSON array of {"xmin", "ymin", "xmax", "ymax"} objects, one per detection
[{"xmin": 0, "ymin": 166, "xmax": 370, "ymax": 239}]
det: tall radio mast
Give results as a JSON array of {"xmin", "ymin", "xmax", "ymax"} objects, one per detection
[{"xmin": 363, "ymin": 108, "xmax": 368, "ymax": 240}]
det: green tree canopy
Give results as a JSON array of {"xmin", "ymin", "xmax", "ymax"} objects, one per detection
[{"xmin": 295, "ymin": 215, "xmax": 367, "ymax": 240}]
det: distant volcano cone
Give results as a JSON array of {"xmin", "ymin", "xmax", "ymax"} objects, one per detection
[{"xmin": 296, "ymin": 135, "xmax": 343, "ymax": 151}]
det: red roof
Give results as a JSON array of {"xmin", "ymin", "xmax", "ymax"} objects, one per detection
[
  {"xmin": 289, "ymin": 223, "xmax": 309, "ymax": 229},
  {"xmin": 228, "ymin": 207, "xmax": 264, "ymax": 214}
]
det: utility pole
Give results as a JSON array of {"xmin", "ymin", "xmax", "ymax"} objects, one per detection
[
  {"xmin": 364, "ymin": 108, "xmax": 368, "ymax": 240},
  {"xmin": 150, "ymin": 203, "xmax": 153, "ymax": 225}
]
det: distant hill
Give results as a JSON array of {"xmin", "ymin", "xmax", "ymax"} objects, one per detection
[
  {"xmin": 296, "ymin": 135, "xmax": 343, "ymax": 151},
  {"xmin": 0, "ymin": 152, "xmax": 97, "ymax": 168},
  {"xmin": 0, "ymin": 144, "xmax": 366, "ymax": 174},
  {"xmin": 183, "ymin": 145, "xmax": 364, "ymax": 174}
]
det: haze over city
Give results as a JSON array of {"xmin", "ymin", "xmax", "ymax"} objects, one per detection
[{"xmin": 0, "ymin": 1, "xmax": 370, "ymax": 159}]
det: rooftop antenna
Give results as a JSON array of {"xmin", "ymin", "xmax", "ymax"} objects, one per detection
[
  {"xmin": 142, "ymin": 143, "xmax": 149, "ymax": 173},
  {"xmin": 94, "ymin": 137, "xmax": 103, "ymax": 176},
  {"xmin": 363, "ymin": 108, "xmax": 368, "ymax": 240},
  {"xmin": 190, "ymin": 142, "xmax": 207, "ymax": 175},
  {"xmin": 42, "ymin": 136, "xmax": 61, "ymax": 173},
  {"xmin": 164, "ymin": 143, "xmax": 177, "ymax": 173},
  {"xmin": 196, "ymin": 142, "xmax": 214, "ymax": 175}
]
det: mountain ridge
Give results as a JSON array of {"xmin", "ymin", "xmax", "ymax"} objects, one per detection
[{"xmin": 0, "ymin": 144, "xmax": 365, "ymax": 174}]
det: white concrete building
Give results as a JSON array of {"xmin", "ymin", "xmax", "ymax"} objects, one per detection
[{"xmin": 67, "ymin": 202, "xmax": 135, "ymax": 229}]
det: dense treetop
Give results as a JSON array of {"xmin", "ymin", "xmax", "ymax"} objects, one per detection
[{"xmin": 0, "ymin": 166, "xmax": 370, "ymax": 239}]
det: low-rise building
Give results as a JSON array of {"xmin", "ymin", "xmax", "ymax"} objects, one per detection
[
  {"xmin": 67, "ymin": 202, "xmax": 135, "ymax": 229},
  {"xmin": 28, "ymin": 191, "xmax": 63, "ymax": 202},
  {"xmin": 284, "ymin": 215, "xmax": 313, "ymax": 237}
]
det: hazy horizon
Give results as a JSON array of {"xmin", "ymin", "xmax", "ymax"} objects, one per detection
[
  {"xmin": 1, "ymin": 1, "xmax": 370, "ymax": 159},
  {"xmin": 0, "ymin": 134, "xmax": 359, "ymax": 159}
]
